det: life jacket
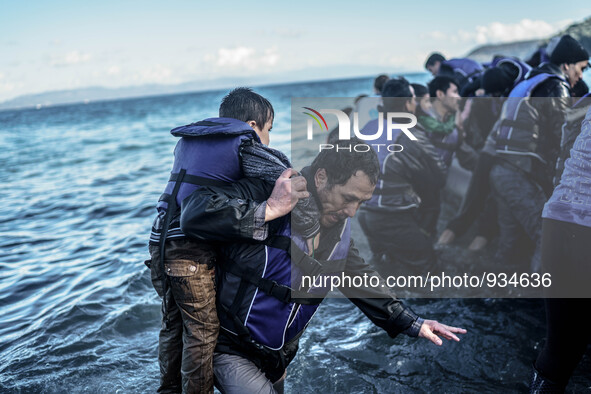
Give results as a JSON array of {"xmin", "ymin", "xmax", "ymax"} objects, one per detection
[
  {"xmin": 362, "ymin": 119, "xmax": 410, "ymax": 209},
  {"xmin": 150, "ymin": 117, "xmax": 258, "ymax": 244},
  {"xmin": 151, "ymin": 117, "xmax": 259, "ymax": 327},
  {"xmin": 489, "ymin": 56, "xmax": 532, "ymax": 87},
  {"xmin": 217, "ymin": 219, "xmax": 351, "ymax": 350},
  {"xmin": 443, "ymin": 58, "xmax": 484, "ymax": 85},
  {"xmin": 494, "ymin": 73, "xmax": 567, "ymax": 161}
]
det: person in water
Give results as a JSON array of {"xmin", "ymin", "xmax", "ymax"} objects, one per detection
[
  {"xmin": 424, "ymin": 52, "xmax": 484, "ymax": 93},
  {"xmin": 181, "ymin": 138, "xmax": 467, "ymax": 393},
  {"xmin": 487, "ymin": 34, "xmax": 588, "ymax": 272},
  {"xmin": 531, "ymin": 105, "xmax": 591, "ymax": 392},
  {"xmin": 147, "ymin": 87, "xmax": 308, "ymax": 393},
  {"xmin": 436, "ymin": 61, "xmax": 527, "ymax": 250},
  {"xmin": 417, "ymin": 75, "xmax": 478, "ymax": 171},
  {"xmin": 358, "ymin": 78, "xmax": 446, "ymax": 276}
]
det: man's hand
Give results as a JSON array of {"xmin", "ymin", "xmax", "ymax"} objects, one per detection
[
  {"xmin": 418, "ymin": 320, "xmax": 467, "ymax": 346},
  {"xmin": 265, "ymin": 168, "xmax": 310, "ymax": 222}
]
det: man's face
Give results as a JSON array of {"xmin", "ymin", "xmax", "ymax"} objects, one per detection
[
  {"xmin": 315, "ymin": 169, "xmax": 375, "ymax": 227},
  {"xmin": 564, "ymin": 60, "xmax": 589, "ymax": 88},
  {"xmin": 427, "ymin": 61, "xmax": 441, "ymax": 76},
  {"xmin": 418, "ymin": 94, "xmax": 432, "ymax": 113},
  {"xmin": 250, "ymin": 117, "xmax": 273, "ymax": 146},
  {"xmin": 438, "ymin": 83, "xmax": 460, "ymax": 112}
]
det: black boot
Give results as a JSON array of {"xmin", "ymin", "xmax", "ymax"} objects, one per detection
[{"xmin": 529, "ymin": 365, "xmax": 565, "ymax": 394}]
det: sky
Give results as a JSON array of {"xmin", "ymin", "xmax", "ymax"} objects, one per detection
[{"xmin": 1, "ymin": 0, "xmax": 590, "ymax": 103}]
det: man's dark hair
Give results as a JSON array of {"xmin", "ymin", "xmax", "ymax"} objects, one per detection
[
  {"xmin": 425, "ymin": 52, "xmax": 446, "ymax": 68},
  {"xmin": 381, "ymin": 77, "xmax": 413, "ymax": 112},
  {"xmin": 411, "ymin": 83, "xmax": 429, "ymax": 98},
  {"xmin": 381, "ymin": 77, "xmax": 412, "ymax": 98},
  {"xmin": 373, "ymin": 74, "xmax": 390, "ymax": 93},
  {"xmin": 219, "ymin": 87, "xmax": 274, "ymax": 128},
  {"xmin": 310, "ymin": 137, "xmax": 379, "ymax": 186},
  {"xmin": 428, "ymin": 75, "xmax": 457, "ymax": 97}
]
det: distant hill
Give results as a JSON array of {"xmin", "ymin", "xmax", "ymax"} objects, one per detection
[
  {"xmin": 466, "ymin": 39, "xmax": 542, "ymax": 63},
  {"xmin": 0, "ymin": 64, "xmax": 390, "ymax": 111},
  {"xmin": 0, "ymin": 78, "xmax": 254, "ymax": 111},
  {"xmin": 560, "ymin": 15, "xmax": 591, "ymax": 52},
  {"xmin": 467, "ymin": 16, "xmax": 591, "ymax": 63}
]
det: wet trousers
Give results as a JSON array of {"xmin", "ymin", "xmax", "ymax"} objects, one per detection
[
  {"xmin": 358, "ymin": 208, "xmax": 436, "ymax": 276},
  {"xmin": 535, "ymin": 219, "xmax": 591, "ymax": 386},
  {"xmin": 489, "ymin": 163, "xmax": 546, "ymax": 271},
  {"xmin": 446, "ymin": 151, "xmax": 498, "ymax": 240},
  {"xmin": 213, "ymin": 352, "xmax": 285, "ymax": 394},
  {"xmin": 148, "ymin": 239, "xmax": 219, "ymax": 393}
]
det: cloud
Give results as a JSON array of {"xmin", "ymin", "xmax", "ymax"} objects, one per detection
[
  {"xmin": 107, "ymin": 65, "xmax": 120, "ymax": 75},
  {"xmin": 51, "ymin": 51, "xmax": 92, "ymax": 67},
  {"xmin": 425, "ymin": 19, "xmax": 573, "ymax": 46},
  {"xmin": 215, "ymin": 47, "xmax": 255, "ymax": 67},
  {"xmin": 473, "ymin": 19, "xmax": 573, "ymax": 44},
  {"xmin": 205, "ymin": 46, "xmax": 280, "ymax": 71}
]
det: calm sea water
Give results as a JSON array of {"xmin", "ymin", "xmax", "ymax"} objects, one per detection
[{"xmin": 1, "ymin": 75, "xmax": 589, "ymax": 393}]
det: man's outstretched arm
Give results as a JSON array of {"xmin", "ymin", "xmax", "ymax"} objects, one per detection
[{"xmin": 340, "ymin": 240, "xmax": 466, "ymax": 345}]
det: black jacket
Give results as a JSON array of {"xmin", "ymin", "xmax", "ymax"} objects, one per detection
[
  {"xmin": 180, "ymin": 170, "xmax": 420, "ymax": 381},
  {"xmin": 495, "ymin": 62, "xmax": 571, "ymax": 189},
  {"xmin": 365, "ymin": 125, "xmax": 446, "ymax": 213}
]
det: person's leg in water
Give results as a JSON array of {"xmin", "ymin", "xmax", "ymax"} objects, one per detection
[
  {"xmin": 439, "ymin": 151, "xmax": 495, "ymax": 245},
  {"xmin": 149, "ymin": 240, "xmax": 219, "ymax": 393},
  {"xmin": 489, "ymin": 164, "xmax": 545, "ymax": 271},
  {"xmin": 468, "ymin": 195, "xmax": 498, "ymax": 251},
  {"xmin": 149, "ymin": 245, "xmax": 183, "ymax": 392},
  {"xmin": 359, "ymin": 209, "xmax": 436, "ymax": 277},
  {"xmin": 214, "ymin": 353, "xmax": 285, "ymax": 394},
  {"xmin": 533, "ymin": 219, "xmax": 591, "ymax": 390},
  {"xmin": 358, "ymin": 209, "xmax": 385, "ymax": 266}
]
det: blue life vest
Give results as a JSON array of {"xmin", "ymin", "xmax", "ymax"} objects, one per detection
[
  {"xmin": 217, "ymin": 219, "xmax": 351, "ymax": 350},
  {"xmin": 150, "ymin": 117, "xmax": 260, "ymax": 327},
  {"xmin": 361, "ymin": 119, "xmax": 407, "ymax": 209},
  {"xmin": 150, "ymin": 118, "xmax": 258, "ymax": 243},
  {"xmin": 494, "ymin": 73, "xmax": 567, "ymax": 159},
  {"xmin": 157, "ymin": 117, "xmax": 258, "ymax": 212},
  {"xmin": 490, "ymin": 56, "xmax": 532, "ymax": 88},
  {"xmin": 443, "ymin": 58, "xmax": 484, "ymax": 84}
]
